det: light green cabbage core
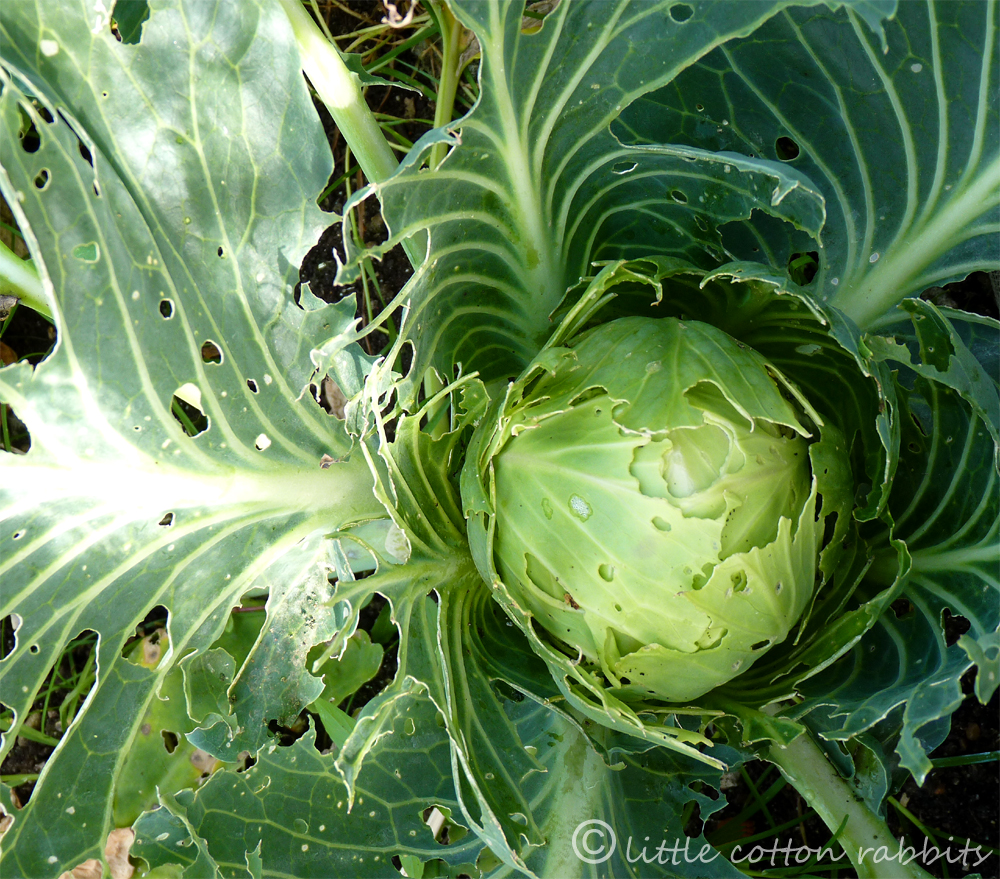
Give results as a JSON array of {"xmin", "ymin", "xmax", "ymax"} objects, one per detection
[{"xmin": 491, "ymin": 316, "xmax": 823, "ymax": 702}]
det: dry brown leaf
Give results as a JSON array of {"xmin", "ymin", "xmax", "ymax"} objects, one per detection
[
  {"xmin": 141, "ymin": 628, "xmax": 167, "ymax": 668},
  {"xmin": 105, "ymin": 827, "xmax": 135, "ymax": 879},
  {"xmin": 321, "ymin": 376, "xmax": 347, "ymax": 419},
  {"xmin": 59, "ymin": 859, "xmax": 101, "ymax": 879},
  {"xmin": 0, "ymin": 339, "xmax": 17, "ymax": 366},
  {"xmin": 190, "ymin": 748, "xmax": 219, "ymax": 776}
]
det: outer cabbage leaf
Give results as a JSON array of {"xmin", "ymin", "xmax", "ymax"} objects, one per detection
[
  {"xmin": 795, "ymin": 306, "xmax": 999, "ymax": 780},
  {"xmin": 132, "ymin": 693, "xmax": 482, "ymax": 878},
  {"xmin": 340, "ymin": 0, "xmax": 872, "ymax": 400},
  {"xmin": 0, "ymin": 1, "xmax": 383, "ymax": 873},
  {"xmin": 615, "ymin": 0, "xmax": 1000, "ymax": 330}
]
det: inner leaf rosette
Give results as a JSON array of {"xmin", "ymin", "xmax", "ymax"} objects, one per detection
[{"xmin": 465, "ymin": 313, "xmax": 833, "ymax": 703}]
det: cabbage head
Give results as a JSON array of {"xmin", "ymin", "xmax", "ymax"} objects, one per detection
[{"xmin": 472, "ymin": 316, "xmax": 831, "ymax": 702}]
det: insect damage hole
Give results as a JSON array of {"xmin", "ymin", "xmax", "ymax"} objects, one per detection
[
  {"xmin": 669, "ymin": 3, "xmax": 693, "ymax": 22},
  {"xmin": 775, "ymin": 136, "xmax": 800, "ymax": 161},
  {"xmin": 254, "ymin": 433, "xmax": 271, "ymax": 451},
  {"xmin": 246, "ymin": 379, "xmax": 258, "ymax": 393},
  {"xmin": 121, "ymin": 607, "xmax": 169, "ymax": 665},
  {"xmin": 1, "ymin": 614, "xmax": 20, "ymax": 659},
  {"xmin": 200, "ymin": 341, "xmax": 222, "ymax": 364},
  {"xmin": 18, "ymin": 116, "xmax": 40, "ymax": 153},
  {"xmin": 158, "ymin": 512, "xmax": 174, "ymax": 527},
  {"xmin": 33, "ymin": 169, "xmax": 50, "ymax": 190},
  {"xmin": 170, "ymin": 383, "xmax": 209, "ymax": 437},
  {"xmin": 159, "ymin": 299, "xmax": 174, "ymax": 319}
]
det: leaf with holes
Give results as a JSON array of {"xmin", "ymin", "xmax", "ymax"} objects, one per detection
[
  {"xmin": 615, "ymin": 0, "xmax": 999, "ymax": 330},
  {"xmin": 0, "ymin": 1, "xmax": 385, "ymax": 873}
]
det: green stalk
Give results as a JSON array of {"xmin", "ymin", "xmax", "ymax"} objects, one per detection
[
  {"xmin": 427, "ymin": 0, "xmax": 466, "ymax": 170},
  {"xmin": 0, "ymin": 238, "xmax": 52, "ymax": 322},
  {"xmin": 278, "ymin": 0, "xmax": 424, "ymax": 267},
  {"xmin": 766, "ymin": 729, "xmax": 934, "ymax": 879},
  {"xmin": 280, "ymin": 0, "xmax": 398, "ymax": 186}
]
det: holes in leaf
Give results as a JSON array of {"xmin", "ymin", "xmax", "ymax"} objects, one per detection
[
  {"xmin": 787, "ymin": 250, "xmax": 819, "ymax": 286},
  {"xmin": 694, "ymin": 214, "xmax": 709, "ymax": 232},
  {"xmin": 33, "ymin": 170, "xmax": 49, "ymax": 190},
  {"xmin": 38, "ymin": 107, "xmax": 54, "ymax": 125},
  {"xmin": 652, "ymin": 516, "xmax": 672, "ymax": 532},
  {"xmin": 11, "ymin": 628, "xmax": 97, "ymax": 806},
  {"xmin": 775, "ymin": 136, "xmax": 800, "ymax": 161},
  {"xmin": 254, "ymin": 433, "xmax": 271, "ymax": 451},
  {"xmin": 267, "ymin": 713, "xmax": 310, "ymax": 746},
  {"xmin": 569, "ymin": 387, "xmax": 604, "ymax": 407},
  {"xmin": 421, "ymin": 805, "xmax": 468, "ymax": 846},
  {"xmin": 690, "ymin": 562, "xmax": 715, "ymax": 590},
  {"xmin": 217, "ymin": 246, "xmax": 224, "ymax": 258},
  {"xmin": 111, "ymin": 3, "xmax": 149, "ymax": 44},
  {"xmin": 695, "ymin": 103, "xmax": 705, "ymax": 112},
  {"xmin": 121, "ymin": 608, "xmax": 169, "ymax": 663},
  {"xmin": 731, "ymin": 571, "xmax": 748, "ymax": 593},
  {"xmin": 171, "ymin": 384, "xmax": 208, "ymax": 437},
  {"xmin": 1, "ymin": 614, "xmax": 20, "ymax": 659},
  {"xmin": 891, "ymin": 598, "xmax": 914, "ymax": 619},
  {"xmin": 612, "ymin": 160, "xmax": 638, "ymax": 175},
  {"xmin": 78, "ymin": 141, "xmax": 93, "ymax": 167},
  {"xmin": 246, "ymin": 378, "xmax": 259, "ymax": 393},
  {"xmin": 161, "ymin": 730, "xmax": 179, "ymax": 754},
  {"xmin": 669, "ymin": 3, "xmax": 693, "ymax": 22},
  {"xmin": 71, "ymin": 242, "xmax": 99, "ymax": 263},
  {"xmin": 158, "ymin": 512, "xmax": 174, "ymax": 527},
  {"xmin": 670, "ymin": 189, "xmax": 688, "ymax": 204},
  {"xmin": 18, "ymin": 115, "xmax": 40, "ymax": 153},
  {"xmin": 1, "ymin": 403, "xmax": 31, "ymax": 454},
  {"xmin": 200, "ymin": 341, "xmax": 222, "ymax": 364},
  {"xmin": 159, "ymin": 299, "xmax": 174, "ymax": 319},
  {"xmin": 750, "ymin": 639, "xmax": 769, "ymax": 651},
  {"xmin": 942, "ymin": 609, "xmax": 970, "ymax": 647}
]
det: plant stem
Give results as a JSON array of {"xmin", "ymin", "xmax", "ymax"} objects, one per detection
[
  {"xmin": 279, "ymin": 0, "xmax": 424, "ymax": 269},
  {"xmin": 766, "ymin": 729, "xmax": 934, "ymax": 879},
  {"xmin": 427, "ymin": 0, "xmax": 465, "ymax": 170},
  {"xmin": 280, "ymin": 0, "xmax": 398, "ymax": 186},
  {"xmin": 0, "ymin": 239, "xmax": 52, "ymax": 322}
]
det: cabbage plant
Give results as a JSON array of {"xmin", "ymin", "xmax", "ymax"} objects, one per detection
[{"xmin": 0, "ymin": 1, "xmax": 996, "ymax": 878}]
